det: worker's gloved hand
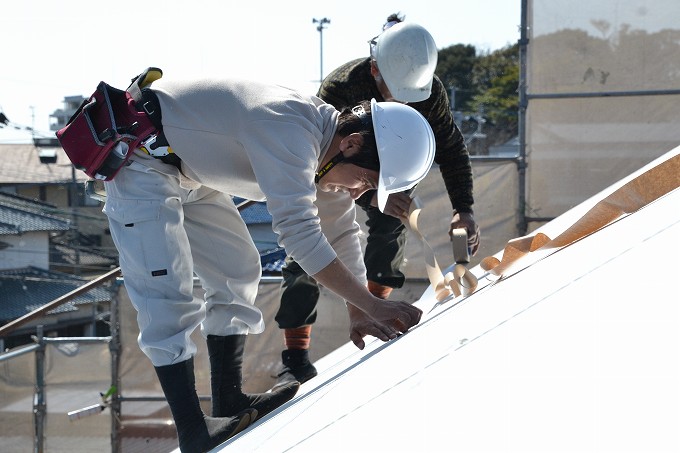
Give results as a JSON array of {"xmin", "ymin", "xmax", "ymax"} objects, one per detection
[
  {"xmin": 449, "ymin": 210, "xmax": 480, "ymax": 256},
  {"xmin": 346, "ymin": 298, "xmax": 422, "ymax": 350}
]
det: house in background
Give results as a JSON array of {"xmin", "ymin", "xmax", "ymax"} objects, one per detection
[
  {"xmin": 0, "ymin": 192, "xmax": 116, "ymax": 350},
  {"xmin": 0, "ymin": 140, "xmax": 117, "ymax": 263},
  {"xmin": 0, "ymin": 145, "xmax": 282, "ymax": 351},
  {"xmin": 0, "ymin": 191, "xmax": 116, "ymax": 274},
  {"xmin": 0, "ymin": 192, "xmax": 70, "ymax": 270},
  {"xmin": 49, "ymin": 95, "xmax": 86, "ymax": 133},
  {"xmin": 0, "ymin": 98, "xmax": 120, "ymax": 350},
  {"xmin": 0, "ymin": 266, "xmax": 113, "ymax": 350}
]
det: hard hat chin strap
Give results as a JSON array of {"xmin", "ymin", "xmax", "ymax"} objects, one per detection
[{"xmin": 315, "ymin": 152, "xmax": 346, "ymax": 183}]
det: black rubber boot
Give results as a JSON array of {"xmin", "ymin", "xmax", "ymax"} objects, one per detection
[
  {"xmin": 207, "ymin": 334, "xmax": 300, "ymax": 419},
  {"xmin": 154, "ymin": 357, "xmax": 256, "ymax": 453},
  {"xmin": 272, "ymin": 349, "xmax": 318, "ymax": 390}
]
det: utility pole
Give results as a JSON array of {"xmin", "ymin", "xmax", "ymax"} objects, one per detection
[{"xmin": 312, "ymin": 17, "xmax": 331, "ymax": 83}]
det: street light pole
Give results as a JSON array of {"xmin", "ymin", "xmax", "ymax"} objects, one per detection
[{"xmin": 312, "ymin": 17, "xmax": 331, "ymax": 83}]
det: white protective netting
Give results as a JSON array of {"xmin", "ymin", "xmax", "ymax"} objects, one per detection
[{"xmin": 525, "ymin": 0, "xmax": 680, "ymax": 223}]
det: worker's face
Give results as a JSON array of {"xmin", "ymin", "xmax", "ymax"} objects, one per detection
[
  {"xmin": 317, "ymin": 163, "xmax": 379, "ymax": 201},
  {"xmin": 317, "ymin": 133, "xmax": 379, "ymax": 200}
]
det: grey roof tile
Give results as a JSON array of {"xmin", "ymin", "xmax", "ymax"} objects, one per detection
[
  {"xmin": 0, "ymin": 267, "xmax": 112, "ymax": 322},
  {"xmin": 0, "ymin": 192, "xmax": 70, "ymax": 234},
  {"xmin": 0, "ymin": 143, "xmax": 89, "ymax": 185}
]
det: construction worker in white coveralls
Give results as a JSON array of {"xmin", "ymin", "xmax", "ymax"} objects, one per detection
[
  {"xmin": 274, "ymin": 16, "xmax": 480, "ymax": 389},
  {"xmin": 102, "ymin": 76, "xmax": 435, "ymax": 453}
]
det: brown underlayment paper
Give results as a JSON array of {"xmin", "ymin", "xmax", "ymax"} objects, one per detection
[
  {"xmin": 480, "ymin": 151, "xmax": 680, "ymax": 280},
  {"xmin": 407, "ymin": 150, "xmax": 679, "ymax": 302},
  {"xmin": 407, "ymin": 197, "xmax": 478, "ymax": 302}
]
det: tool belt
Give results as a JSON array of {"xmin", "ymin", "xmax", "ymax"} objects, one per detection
[{"xmin": 55, "ymin": 67, "xmax": 173, "ymax": 180}]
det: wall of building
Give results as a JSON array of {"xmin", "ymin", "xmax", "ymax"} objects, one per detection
[{"xmin": 0, "ymin": 231, "xmax": 48, "ymax": 270}]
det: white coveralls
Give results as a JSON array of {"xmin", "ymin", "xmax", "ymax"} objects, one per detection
[{"xmin": 104, "ymin": 78, "xmax": 366, "ymax": 367}]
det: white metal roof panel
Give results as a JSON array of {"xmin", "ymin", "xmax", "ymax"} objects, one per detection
[{"xmin": 206, "ymin": 147, "xmax": 680, "ymax": 453}]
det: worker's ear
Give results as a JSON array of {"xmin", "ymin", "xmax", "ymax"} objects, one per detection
[
  {"xmin": 370, "ymin": 60, "xmax": 381, "ymax": 78},
  {"xmin": 339, "ymin": 133, "xmax": 365, "ymax": 157}
]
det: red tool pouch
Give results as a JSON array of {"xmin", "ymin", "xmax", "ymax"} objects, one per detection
[{"xmin": 56, "ymin": 81, "xmax": 158, "ymax": 180}]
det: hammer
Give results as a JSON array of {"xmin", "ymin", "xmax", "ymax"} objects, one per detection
[{"xmin": 451, "ymin": 228, "xmax": 470, "ymax": 265}]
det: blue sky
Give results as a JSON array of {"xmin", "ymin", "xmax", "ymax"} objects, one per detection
[{"xmin": 0, "ymin": 1, "xmax": 521, "ymax": 140}]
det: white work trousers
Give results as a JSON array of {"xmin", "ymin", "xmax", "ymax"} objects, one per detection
[{"xmin": 103, "ymin": 159, "xmax": 264, "ymax": 366}]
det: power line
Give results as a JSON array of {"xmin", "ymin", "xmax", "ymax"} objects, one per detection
[{"xmin": 0, "ymin": 108, "xmax": 52, "ymax": 139}]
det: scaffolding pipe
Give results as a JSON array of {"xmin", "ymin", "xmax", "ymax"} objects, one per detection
[
  {"xmin": 517, "ymin": 0, "xmax": 529, "ymax": 236},
  {"xmin": 110, "ymin": 284, "xmax": 122, "ymax": 453},
  {"xmin": 33, "ymin": 326, "xmax": 46, "ymax": 453},
  {"xmin": 0, "ymin": 343, "xmax": 40, "ymax": 362}
]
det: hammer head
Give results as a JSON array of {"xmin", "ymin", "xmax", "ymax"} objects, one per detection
[{"xmin": 451, "ymin": 228, "xmax": 470, "ymax": 264}]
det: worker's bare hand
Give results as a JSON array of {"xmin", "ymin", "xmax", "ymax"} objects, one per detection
[
  {"xmin": 381, "ymin": 192, "xmax": 413, "ymax": 220},
  {"xmin": 348, "ymin": 308, "xmax": 392, "ymax": 350},
  {"xmin": 369, "ymin": 299, "xmax": 422, "ymax": 330},
  {"xmin": 449, "ymin": 211, "xmax": 481, "ymax": 256},
  {"xmin": 367, "ymin": 192, "xmax": 413, "ymax": 220},
  {"xmin": 346, "ymin": 300, "xmax": 422, "ymax": 350}
]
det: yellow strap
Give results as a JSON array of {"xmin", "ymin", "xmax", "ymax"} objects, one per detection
[
  {"xmin": 139, "ymin": 68, "xmax": 163, "ymax": 88},
  {"xmin": 127, "ymin": 67, "xmax": 163, "ymax": 103}
]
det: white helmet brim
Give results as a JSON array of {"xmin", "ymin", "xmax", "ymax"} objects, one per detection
[{"xmin": 371, "ymin": 99, "xmax": 436, "ymax": 212}]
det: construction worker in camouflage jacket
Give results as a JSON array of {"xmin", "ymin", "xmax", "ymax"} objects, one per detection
[{"xmin": 273, "ymin": 14, "xmax": 480, "ymax": 390}]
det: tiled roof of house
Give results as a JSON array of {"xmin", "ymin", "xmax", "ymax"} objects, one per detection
[
  {"xmin": 260, "ymin": 247, "xmax": 286, "ymax": 274},
  {"xmin": 236, "ymin": 200, "xmax": 283, "ymax": 273},
  {"xmin": 236, "ymin": 199, "xmax": 273, "ymax": 224},
  {"xmin": 50, "ymin": 242, "xmax": 118, "ymax": 271},
  {"xmin": 0, "ymin": 192, "xmax": 70, "ymax": 235},
  {"xmin": 0, "ymin": 266, "xmax": 112, "ymax": 323},
  {"xmin": 0, "ymin": 143, "xmax": 89, "ymax": 185}
]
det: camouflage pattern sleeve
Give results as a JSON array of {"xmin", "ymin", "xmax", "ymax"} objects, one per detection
[
  {"xmin": 412, "ymin": 76, "xmax": 474, "ymax": 213},
  {"xmin": 317, "ymin": 58, "xmax": 381, "ymax": 110}
]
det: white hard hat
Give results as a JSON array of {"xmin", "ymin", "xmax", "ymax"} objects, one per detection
[
  {"xmin": 371, "ymin": 99, "xmax": 436, "ymax": 212},
  {"xmin": 371, "ymin": 22, "xmax": 438, "ymax": 103}
]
